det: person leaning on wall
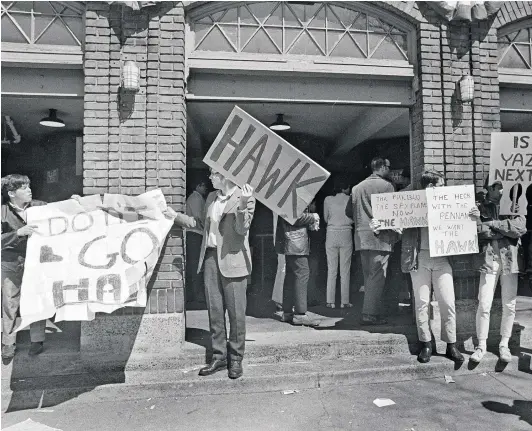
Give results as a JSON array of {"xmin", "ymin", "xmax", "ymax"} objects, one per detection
[
  {"xmin": 1, "ymin": 174, "xmax": 47, "ymax": 361},
  {"xmin": 468, "ymin": 179, "xmax": 527, "ymax": 364},
  {"xmin": 377, "ymin": 170, "xmax": 464, "ymax": 364},
  {"xmin": 164, "ymin": 169, "xmax": 255, "ymax": 380}
]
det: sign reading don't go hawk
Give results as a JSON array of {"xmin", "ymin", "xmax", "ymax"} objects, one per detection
[{"xmin": 203, "ymin": 106, "xmax": 330, "ymax": 224}]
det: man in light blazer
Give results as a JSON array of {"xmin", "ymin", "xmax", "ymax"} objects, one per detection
[{"xmin": 167, "ymin": 169, "xmax": 255, "ymax": 379}]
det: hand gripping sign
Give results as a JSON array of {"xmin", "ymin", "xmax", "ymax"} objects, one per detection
[
  {"xmin": 203, "ymin": 106, "xmax": 330, "ymax": 224},
  {"xmin": 17, "ymin": 190, "xmax": 173, "ymax": 330}
]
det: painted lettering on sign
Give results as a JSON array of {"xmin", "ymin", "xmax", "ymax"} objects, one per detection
[
  {"xmin": 371, "ymin": 190, "xmax": 428, "ymax": 229},
  {"xmin": 203, "ymin": 107, "xmax": 329, "ymax": 224}
]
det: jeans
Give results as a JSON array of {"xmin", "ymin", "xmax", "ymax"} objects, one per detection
[
  {"xmin": 360, "ymin": 250, "xmax": 390, "ymax": 317},
  {"xmin": 283, "ymin": 255, "xmax": 309, "ymax": 315},
  {"xmin": 325, "ymin": 229, "xmax": 353, "ymax": 305},
  {"xmin": 203, "ymin": 249, "xmax": 247, "ymax": 360},
  {"xmin": 2, "ymin": 267, "xmax": 46, "ymax": 346},
  {"xmin": 476, "ymin": 257, "xmax": 518, "ymax": 341},
  {"xmin": 410, "ymin": 250, "xmax": 456, "ymax": 343}
]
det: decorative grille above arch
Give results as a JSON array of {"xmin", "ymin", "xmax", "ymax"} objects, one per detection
[
  {"xmin": 498, "ymin": 21, "xmax": 532, "ymax": 69},
  {"xmin": 1, "ymin": 1, "xmax": 84, "ymax": 46},
  {"xmin": 191, "ymin": 2, "xmax": 410, "ymax": 61}
]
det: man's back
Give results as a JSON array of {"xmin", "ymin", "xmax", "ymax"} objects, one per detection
[{"xmin": 352, "ymin": 174, "xmax": 396, "ymax": 251}]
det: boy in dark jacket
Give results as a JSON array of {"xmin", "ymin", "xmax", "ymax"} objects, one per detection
[{"xmin": 1, "ymin": 174, "xmax": 47, "ymax": 360}]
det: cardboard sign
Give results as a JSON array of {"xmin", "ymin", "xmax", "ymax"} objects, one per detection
[
  {"xmin": 203, "ymin": 106, "xmax": 330, "ymax": 224},
  {"xmin": 489, "ymin": 132, "xmax": 532, "ymax": 215},
  {"xmin": 371, "ymin": 190, "xmax": 428, "ymax": 229},
  {"xmin": 426, "ymin": 185, "xmax": 478, "ymax": 257},
  {"xmin": 17, "ymin": 190, "xmax": 173, "ymax": 330}
]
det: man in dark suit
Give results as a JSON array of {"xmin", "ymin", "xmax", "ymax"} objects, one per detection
[
  {"xmin": 1, "ymin": 174, "xmax": 47, "ymax": 361},
  {"xmin": 167, "ymin": 169, "xmax": 255, "ymax": 379},
  {"xmin": 275, "ymin": 208, "xmax": 321, "ymax": 327}
]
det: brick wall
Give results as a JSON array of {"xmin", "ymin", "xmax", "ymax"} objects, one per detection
[{"xmin": 83, "ymin": 2, "xmax": 186, "ymax": 314}]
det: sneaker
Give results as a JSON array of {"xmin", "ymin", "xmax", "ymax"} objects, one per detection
[
  {"xmin": 28, "ymin": 342, "xmax": 44, "ymax": 357},
  {"xmin": 292, "ymin": 313, "xmax": 320, "ymax": 327},
  {"xmin": 340, "ymin": 303, "xmax": 353, "ymax": 309},
  {"xmin": 326, "ymin": 303, "xmax": 335, "ymax": 309},
  {"xmin": 499, "ymin": 346, "xmax": 512, "ymax": 363},
  {"xmin": 1, "ymin": 344, "xmax": 16, "ymax": 360},
  {"xmin": 470, "ymin": 348, "xmax": 485, "ymax": 363}
]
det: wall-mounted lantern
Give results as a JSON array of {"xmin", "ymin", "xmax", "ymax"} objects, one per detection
[
  {"xmin": 459, "ymin": 74, "xmax": 475, "ymax": 103},
  {"xmin": 121, "ymin": 60, "xmax": 140, "ymax": 92}
]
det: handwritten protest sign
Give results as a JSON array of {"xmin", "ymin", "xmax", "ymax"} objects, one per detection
[
  {"xmin": 371, "ymin": 190, "xmax": 428, "ymax": 229},
  {"xmin": 489, "ymin": 132, "xmax": 532, "ymax": 215},
  {"xmin": 17, "ymin": 190, "xmax": 173, "ymax": 330},
  {"xmin": 203, "ymin": 106, "xmax": 330, "ymax": 224},
  {"xmin": 426, "ymin": 185, "xmax": 478, "ymax": 257}
]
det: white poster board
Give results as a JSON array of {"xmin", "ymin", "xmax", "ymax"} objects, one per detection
[
  {"xmin": 203, "ymin": 106, "xmax": 330, "ymax": 224},
  {"xmin": 18, "ymin": 190, "xmax": 173, "ymax": 330},
  {"xmin": 489, "ymin": 132, "xmax": 532, "ymax": 215},
  {"xmin": 426, "ymin": 185, "xmax": 478, "ymax": 257},
  {"xmin": 371, "ymin": 190, "xmax": 428, "ymax": 229}
]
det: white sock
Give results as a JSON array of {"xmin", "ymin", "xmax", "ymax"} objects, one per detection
[
  {"xmin": 477, "ymin": 340, "xmax": 487, "ymax": 351},
  {"xmin": 499, "ymin": 337, "xmax": 510, "ymax": 348}
]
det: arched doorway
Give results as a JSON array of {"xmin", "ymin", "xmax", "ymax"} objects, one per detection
[{"xmin": 183, "ymin": 1, "xmax": 417, "ymax": 312}]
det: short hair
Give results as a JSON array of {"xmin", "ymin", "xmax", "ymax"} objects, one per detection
[
  {"xmin": 484, "ymin": 176, "xmax": 502, "ymax": 190},
  {"xmin": 370, "ymin": 157, "xmax": 389, "ymax": 172},
  {"xmin": 420, "ymin": 170, "xmax": 444, "ymax": 188},
  {"xmin": 195, "ymin": 180, "xmax": 207, "ymax": 188},
  {"xmin": 1, "ymin": 174, "xmax": 30, "ymax": 201}
]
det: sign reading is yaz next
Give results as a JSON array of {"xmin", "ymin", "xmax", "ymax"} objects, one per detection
[{"xmin": 203, "ymin": 106, "xmax": 330, "ymax": 224}]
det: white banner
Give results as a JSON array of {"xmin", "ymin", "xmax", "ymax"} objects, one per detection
[
  {"xmin": 426, "ymin": 185, "xmax": 478, "ymax": 257},
  {"xmin": 371, "ymin": 190, "xmax": 428, "ymax": 229},
  {"xmin": 489, "ymin": 132, "xmax": 532, "ymax": 216},
  {"xmin": 18, "ymin": 190, "xmax": 173, "ymax": 330}
]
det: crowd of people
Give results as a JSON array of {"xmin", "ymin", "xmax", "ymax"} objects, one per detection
[{"xmin": 1, "ymin": 159, "xmax": 527, "ymax": 379}]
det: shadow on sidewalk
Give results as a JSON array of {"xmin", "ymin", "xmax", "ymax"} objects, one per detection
[{"xmin": 482, "ymin": 400, "xmax": 532, "ymax": 426}]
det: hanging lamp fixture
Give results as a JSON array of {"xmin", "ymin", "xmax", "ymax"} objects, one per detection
[
  {"xmin": 40, "ymin": 109, "xmax": 65, "ymax": 128},
  {"xmin": 269, "ymin": 114, "xmax": 291, "ymax": 131}
]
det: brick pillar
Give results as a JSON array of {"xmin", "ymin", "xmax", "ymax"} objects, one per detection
[
  {"xmin": 81, "ymin": 2, "xmax": 186, "ymax": 367},
  {"xmin": 412, "ymin": 11, "xmax": 506, "ymax": 346}
]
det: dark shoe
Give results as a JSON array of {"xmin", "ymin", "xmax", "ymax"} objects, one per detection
[
  {"xmin": 292, "ymin": 313, "xmax": 320, "ymax": 327},
  {"xmin": 198, "ymin": 359, "xmax": 227, "ymax": 376},
  {"xmin": 281, "ymin": 312, "xmax": 294, "ymax": 323},
  {"xmin": 445, "ymin": 344, "xmax": 464, "ymax": 363},
  {"xmin": 1, "ymin": 344, "xmax": 16, "ymax": 360},
  {"xmin": 28, "ymin": 342, "xmax": 43, "ymax": 357},
  {"xmin": 417, "ymin": 342, "xmax": 432, "ymax": 363},
  {"xmin": 228, "ymin": 360, "xmax": 243, "ymax": 379},
  {"xmin": 361, "ymin": 315, "xmax": 388, "ymax": 326}
]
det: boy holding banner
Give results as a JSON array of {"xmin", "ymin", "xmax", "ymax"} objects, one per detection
[
  {"xmin": 1, "ymin": 174, "xmax": 47, "ymax": 360},
  {"xmin": 469, "ymin": 179, "xmax": 526, "ymax": 364}
]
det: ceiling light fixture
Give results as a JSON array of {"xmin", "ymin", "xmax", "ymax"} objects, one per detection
[
  {"xmin": 269, "ymin": 114, "xmax": 290, "ymax": 131},
  {"xmin": 40, "ymin": 109, "xmax": 65, "ymax": 128}
]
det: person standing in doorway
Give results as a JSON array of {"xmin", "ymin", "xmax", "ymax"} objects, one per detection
[
  {"xmin": 185, "ymin": 179, "xmax": 208, "ymax": 305},
  {"xmin": 469, "ymin": 179, "xmax": 526, "ymax": 364},
  {"xmin": 352, "ymin": 157, "xmax": 400, "ymax": 325},
  {"xmin": 167, "ymin": 170, "xmax": 255, "ymax": 379},
  {"xmin": 275, "ymin": 207, "xmax": 321, "ymax": 327},
  {"xmin": 1, "ymin": 174, "xmax": 47, "ymax": 361},
  {"xmin": 323, "ymin": 178, "xmax": 353, "ymax": 309},
  {"xmin": 396, "ymin": 170, "xmax": 464, "ymax": 364}
]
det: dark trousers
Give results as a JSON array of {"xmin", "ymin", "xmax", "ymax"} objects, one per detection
[
  {"xmin": 203, "ymin": 249, "xmax": 247, "ymax": 360},
  {"xmin": 360, "ymin": 250, "xmax": 390, "ymax": 317},
  {"xmin": 2, "ymin": 264, "xmax": 46, "ymax": 345},
  {"xmin": 186, "ymin": 233, "xmax": 205, "ymax": 303},
  {"xmin": 282, "ymin": 255, "xmax": 309, "ymax": 315}
]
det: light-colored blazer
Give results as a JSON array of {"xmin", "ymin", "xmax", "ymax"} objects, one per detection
[{"xmin": 174, "ymin": 188, "xmax": 256, "ymax": 278}]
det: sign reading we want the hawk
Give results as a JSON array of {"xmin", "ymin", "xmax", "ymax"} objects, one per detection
[{"xmin": 203, "ymin": 106, "xmax": 330, "ymax": 224}]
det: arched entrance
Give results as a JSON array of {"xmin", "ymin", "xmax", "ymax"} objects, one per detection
[{"xmin": 183, "ymin": 1, "xmax": 417, "ymax": 311}]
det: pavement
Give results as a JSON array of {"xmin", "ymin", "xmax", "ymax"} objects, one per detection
[
  {"xmin": 2, "ymin": 294, "xmax": 531, "ymax": 423},
  {"xmin": 1, "ymin": 370, "xmax": 531, "ymax": 430}
]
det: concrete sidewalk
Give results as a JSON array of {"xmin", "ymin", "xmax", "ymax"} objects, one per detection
[{"xmin": 2, "ymin": 296, "xmax": 531, "ymax": 409}]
